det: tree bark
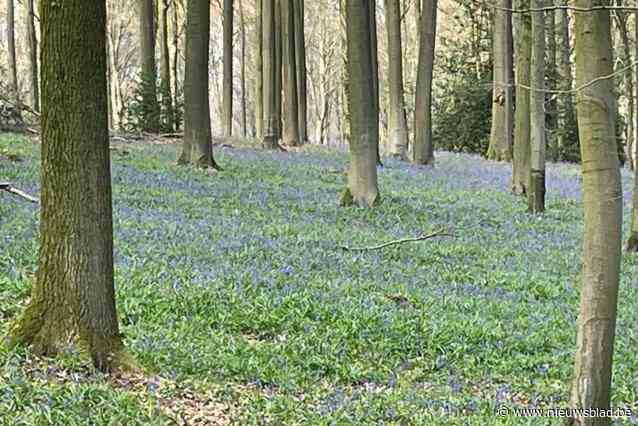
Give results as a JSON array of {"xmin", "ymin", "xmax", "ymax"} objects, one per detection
[
  {"xmin": 341, "ymin": 0, "xmax": 379, "ymax": 208},
  {"xmin": 26, "ymin": 0, "xmax": 39, "ymax": 113},
  {"xmin": 626, "ymin": 12, "xmax": 638, "ymax": 250},
  {"xmin": 255, "ymin": 0, "xmax": 264, "ymax": 139},
  {"xmin": 528, "ymin": 0, "xmax": 546, "ymax": 213},
  {"xmin": 274, "ymin": 0, "xmax": 283, "ymax": 144},
  {"xmin": 6, "ymin": 0, "xmax": 21, "ymax": 121},
  {"xmin": 223, "ymin": 0, "xmax": 234, "ymax": 137},
  {"xmin": 412, "ymin": 0, "xmax": 437, "ymax": 165},
  {"xmin": 179, "ymin": 0, "xmax": 219, "ymax": 169},
  {"xmin": 7, "ymin": 0, "xmax": 128, "ymax": 372},
  {"xmin": 512, "ymin": 0, "xmax": 531, "ymax": 195},
  {"xmin": 615, "ymin": 5, "xmax": 633, "ymax": 170},
  {"xmin": 556, "ymin": 0, "xmax": 576, "ymax": 161},
  {"xmin": 159, "ymin": 0, "xmax": 174, "ymax": 132},
  {"xmin": 293, "ymin": 0, "xmax": 308, "ymax": 143},
  {"xmin": 369, "ymin": 0, "xmax": 381, "ymax": 164},
  {"xmin": 569, "ymin": 2, "xmax": 622, "ymax": 424},
  {"xmin": 385, "ymin": 0, "xmax": 409, "ymax": 160},
  {"xmin": 487, "ymin": 0, "xmax": 513, "ymax": 162},
  {"xmin": 171, "ymin": 0, "xmax": 182, "ymax": 131},
  {"xmin": 262, "ymin": 0, "xmax": 280, "ymax": 148},
  {"xmin": 282, "ymin": 0, "xmax": 300, "ymax": 146},
  {"xmin": 239, "ymin": 0, "xmax": 247, "ymax": 137},
  {"xmin": 138, "ymin": 0, "xmax": 160, "ymax": 132}
]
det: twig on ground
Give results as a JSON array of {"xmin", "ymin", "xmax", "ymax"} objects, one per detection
[
  {"xmin": 0, "ymin": 182, "xmax": 39, "ymax": 204},
  {"xmin": 339, "ymin": 230, "xmax": 453, "ymax": 252}
]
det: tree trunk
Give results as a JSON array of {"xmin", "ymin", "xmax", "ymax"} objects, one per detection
[
  {"xmin": 369, "ymin": 0, "xmax": 381, "ymax": 164},
  {"xmin": 6, "ymin": 0, "xmax": 21, "ymax": 121},
  {"xmin": 255, "ymin": 0, "xmax": 264, "ymax": 139},
  {"xmin": 528, "ymin": 1, "xmax": 546, "ymax": 213},
  {"xmin": 138, "ymin": 0, "xmax": 160, "ymax": 132},
  {"xmin": 412, "ymin": 0, "xmax": 437, "ymax": 165},
  {"xmin": 341, "ymin": 0, "xmax": 379, "ymax": 208},
  {"xmin": 223, "ymin": 0, "xmax": 234, "ymax": 137},
  {"xmin": 159, "ymin": 0, "xmax": 174, "ymax": 132},
  {"xmin": 7, "ymin": 0, "xmax": 129, "ymax": 372},
  {"xmin": 512, "ymin": 0, "xmax": 531, "ymax": 195},
  {"xmin": 626, "ymin": 12, "xmax": 638, "ymax": 250},
  {"xmin": 26, "ymin": 0, "xmax": 39, "ymax": 113},
  {"xmin": 293, "ymin": 0, "xmax": 307, "ymax": 143},
  {"xmin": 274, "ymin": 0, "xmax": 283, "ymax": 144},
  {"xmin": 179, "ymin": 0, "xmax": 219, "ymax": 169},
  {"xmin": 239, "ymin": 0, "xmax": 247, "ymax": 137},
  {"xmin": 339, "ymin": 0, "xmax": 351, "ymax": 147},
  {"xmin": 385, "ymin": 0, "xmax": 409, "ymax": 160},
  {"xmin": 556, "ymin": 0, "xmax": 576, "ymax": 161},
  {"xmin": 616, "ymin": 6, "xmax": 633, "ymax": 171},
  {"xmin": 262, "ymin": 0, "xmax": 280, "ymax": 148},
  {"xmin": 569, "ymin": 2, "xmax": 622, "ymax": 424},
  {"xmin": 487, "ymin": 0, "xmax": 513, "ymax": 162},
  {"xmin": 171, "ymin": 0, "xmax": 182, "ymax": 131},
  {"xmin": 546, "ymin": 3, "xmax": 558, "ymax": 159},
  {"xmin": 282, "ymin": 0, "xmax": 300, "ymax": 146}
]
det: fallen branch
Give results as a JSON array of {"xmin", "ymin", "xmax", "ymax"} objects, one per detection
[
  {"xmin": 159, "ymin": 132, "xmax": 184, "ymax": 138},
  {"xmin": 0, "ymin": 182, "xmax": 39, "ymax": 204},
  {"xmin": 339, "ymin": 231, "xmax": 453, "ymax": 252}
]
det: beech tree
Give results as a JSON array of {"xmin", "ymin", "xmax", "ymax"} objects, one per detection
[
  {"xmin": 412, "ymin": 0, "xmax": 437, "ymax": 165},
  {"xmin": 528, "ymin": 0, "xmax": 546, "ymax": 213},
  {"xmin": 6, "ymin": 0, "xmax": 129, "ymax": 372},
  {"xmin": 6, "ymin": 0, "xmax": 21, "ymax": 120},
  {"xmin": 487, "ymin": 0, "xmax": 513, "ymax": 162},
  {"xmin": 178, "ymin": 0, "xmax": 219, "ymax": 169},
  {"xmin": 570, "ymin": 1, "xmax": 622, "ymax": 423},
  {"xmin": 341, "ymin": 0, "xmax": 379, "ymax": 208},
  {"xmin": 282, "ymin": 0, "xmax": 300, "ymax": 146},
  {"xmin": 138, "ymin": 0, "xmax": 160, "ymax": 132},
  {"xmin": 293, "ymin": 0, "xmax": 308, "ymax": 143},
  {"xmin": 262, "ymin": 0, "xmax": 280, "ymax": 148},
  {"xmin": 26, "ymin": 0, "xmax": 39, "ymax": 113},
  {"xmin": 223, "ymin": 0, "xmax": 234, "ymax": 137},
  {"xmin": 512, "ymin": 0, "xmax": 531, "ymax": 195},
  {"xmin": 159, "ymin": 0, "xmax": 174, "ymax": 132},
  {"xmin": 385, "ymin": 0, "xmax": 409, "ymax": 160}
]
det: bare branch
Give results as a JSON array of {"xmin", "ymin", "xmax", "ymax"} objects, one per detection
[
  {"xmin": 339, "ymin": 231, "xmax": 453, "ymax": 252},
  {"xmin": 0, "ymin": 183, "xmax": 39, "ymax": 204}
]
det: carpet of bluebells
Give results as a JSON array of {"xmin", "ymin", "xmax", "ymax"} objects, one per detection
[{"xmin": 1, "ymin": 133, "xmax": 637, "ymax": 425}]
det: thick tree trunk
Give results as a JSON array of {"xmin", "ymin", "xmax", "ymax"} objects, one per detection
[
  {"xmin": 512, "ymin": 0, "xmax": 531, "ymax": 195},
  {"xmin": 341, "ymin": 0, "xmax": 379, "ymax": 208},
  {"xmin": 385, "ymin": 0, "xmax": 409, "ymax": 160},
  {"xmin": 255, "ymin": 0, "xmax": 264, "ymax": 139},
  {"xmin": 179, "ymin": 0, "xmax": 219, "ymax": 169},
  {"xmin": 293, "ymin": 0, "xmax": 307, "ymax": 143},
  {"xmin": 138, "ymin": 0, "xmax": 160, "ymax": 132},
  {"xmin": 7, "ymin": 0, "xmax": 128, "ymax": 372},
  {"xmin": 262, "ymin": 0, "xmax": 280, "ymax": 148},
  {"xmin": 412, "ymin": 0, "xmax": 437, "ymax": 165},
  {"xmin": 569, "ymin": 2, "xmax": 622, "ymax": 424},
  {"xmin": 26, "ymin": 0, "xmax": 39, "ymax": 113},
  {"xmin": 627, "ymin": 12, "xmax": 638, "ymax": 250},
  {"xmin": 487, "ymin": 0, "xmax": 513, "ymax": 162},
  {"xmin": 528, "ymin": 0, "xmax": 546, "ymax": 213},
  {"xmin": 159, "ymin": 0, "xmax": 174, "ymax": 132},
  {"xmin": 282, "ymin": 0, "xmax": 300, "ymax": 146},
  {"xmin": 223, "ymin": 0, "xmax": 234, "ymax": 137},
  {"xmin": 7, "ymin": 0, "xmax": 21, "ymax": 121},
  {"xmin": 274, "ymin": 0, "xmax": 283, "ymax": 144}
]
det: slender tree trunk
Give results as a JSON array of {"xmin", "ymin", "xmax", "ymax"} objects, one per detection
[
  {"xmin": 556, "ymin": 0, "xmax": 575, "ymax": 160},
  {"xmin": 239, "ymin": 0, "xmax": 247, "ymax": 137},
  {"xmin": 616, "ymin": 6, "xmax": 633, "ymax": 170},
  {"xmin": 7, "ymin": 0, "xmax": 129, "ymax": 372},
  {"xmin": 546, "ymin": 3, "xmax": 558, "ymax": 159},
  {"xmin": 339, "ymin": 0, "xmax": 351, "ymax": 146},
  {"xmin": 369, "ymin": 0, "xmax": 381, "ymax": 163},
  {"xmin": 528, "ymin": 0, "xmax": 546, "ymax": 213},
  {"xmin": 487, "ymin": 0, "xmax": 513, "ymax": 162},
  {"xmin": 6, "ymin": 0, "xmax": 21, "ymax": 121},
  {"xmin": 282, "ymin": 0, "xmax": 300, "ymax": 146},
  {"xmin": 262, "ymin": 0, "xmax": 279, "ymax": 148},
  {"xmin": 159, "ymin": 0, "xmax": 174, "ymax": 132},
  {"xmin": 385, "ymin": 0, "xmax": 409, "ymax": 160},
  {"xmin": 171, "ymin": 0, "xmax": 182, "ymax": 131},
  {"xmin": 341, "ymin": 0, "xmax": 379, "ymax": 208},
  {"xmin": 569, "ymin": 2, "xmax": 622, "ymax": 424},
  {"xmin": 412, "ymin": 0, "xmax": 437, "ymax": 165},
  {"xmin": 256, "ymin": 0, "xmax": 264, "ymax": 139},
  {"xmin": 138, "ymin": 0, "xmax": 160, "ymax": 132},
  {"xmin": 293, "ymin": 0, "xmax": 307, "ymax": 143},
  {"xmin": 179, "ymin": 0, "xmax": 219, "ymax": 169},
  {"xmin": 512, "ymin": 0, "xmax": 532, "ymax": 195},
  {"xmin": 26, "ymin": 0, "xmax": 39, "ymax": 113},
  {"xmin": 274, "ymin": 0, "xmax": 283, "ymax": 144},
  {"xmin": 223, "ymin": 0, "xmax": 234, "ymax": 137}
]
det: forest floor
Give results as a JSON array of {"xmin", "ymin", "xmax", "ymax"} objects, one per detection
[{"xmin": 1, "ymin": 133, "xmax": 637, "ymax": 425}]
